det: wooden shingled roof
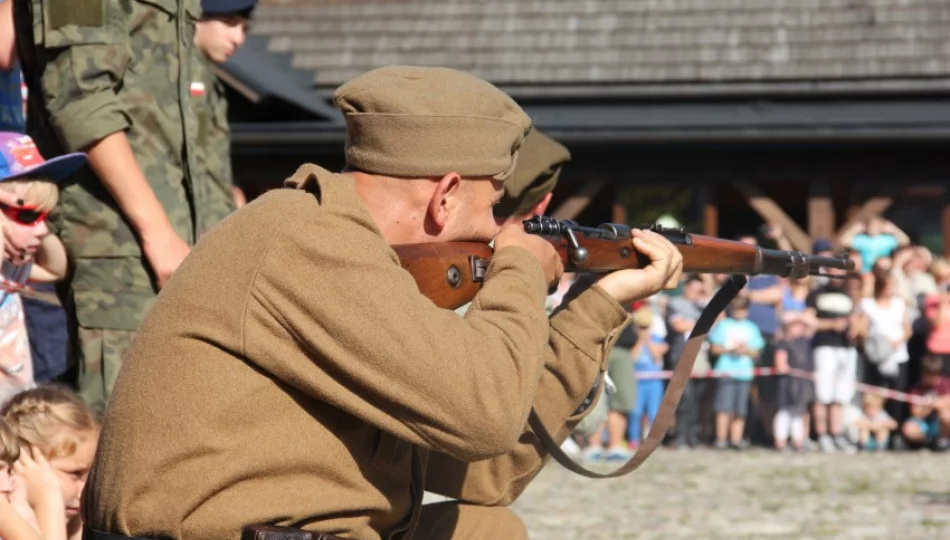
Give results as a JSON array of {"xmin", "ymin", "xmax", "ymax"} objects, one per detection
[{"xmin": 251, "ymin": 0, "xmax": 950, "ymax": 92}]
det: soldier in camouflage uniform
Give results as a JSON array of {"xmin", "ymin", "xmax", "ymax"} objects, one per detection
[
  {"xmin": 12, "ymin": 0, "xmax": 216, "ymax": 415},
  {"xmin": 192, "ymin": 0, "xmax": 257, "ymax": 234}
]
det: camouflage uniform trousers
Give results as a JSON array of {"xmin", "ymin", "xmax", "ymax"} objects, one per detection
[{"xmin": 61, "ymin": 256, "xmax": 157, "ymax": 418}]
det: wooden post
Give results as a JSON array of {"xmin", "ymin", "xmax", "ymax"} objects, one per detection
[
  {"xmin": 704, "ymin": 184, "xmax": 718, "ymax": 237},
  {"xmin": 808, "ymin": 180, "xmax": 835, "ymax": 241}
]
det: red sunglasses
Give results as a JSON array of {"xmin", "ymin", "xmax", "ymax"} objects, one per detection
[{"xmin": 1, "ymin": 204, "xmax": 49, "ymax": 226}]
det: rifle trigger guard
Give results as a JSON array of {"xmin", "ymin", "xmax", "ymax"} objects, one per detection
[{"xmin": 469, "ymin": 256, "xmax": 488, "ymax": 283}]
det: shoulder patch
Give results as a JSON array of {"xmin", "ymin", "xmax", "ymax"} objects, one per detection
[{"xmin": 48, "ymin": 0, "xmax": 104, "ymax": 30}]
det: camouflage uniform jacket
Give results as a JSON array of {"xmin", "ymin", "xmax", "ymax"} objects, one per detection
[
  {"xmin": 193, "ymin": 55, "xmax": 237, "ymax": 238},
  {"xmin": 13, "ymin": 0, "xmax": 205, "ymax": 260}
]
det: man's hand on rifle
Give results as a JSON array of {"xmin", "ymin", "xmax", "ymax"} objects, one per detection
[
  {"xmin": 495, "ymin": 223, "xmax": 564, "ymax": 287},
  {"xmin": 596, "ymin": 228, "xmax": 684, "ymax": 305}
]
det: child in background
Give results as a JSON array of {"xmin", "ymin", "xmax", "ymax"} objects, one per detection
[
  {"xmin": 854, "ymin": 393, "xmax": 897, "ymax": 452},
  {"xmin": 2, "ymin": 385, "xmax": 100, "ymax": 540},
  {"xmin": 1, "ymin": 419, "xmax": 45, "ymax": 540},
  {"xmin": 709, "ymin": 296, "xmax": 764, "ymax": 450},
  {"xmin": 773, "ymin": 312, "xmax": 816, "ymax": 452},
  {"xmin": 901, "ymin": 355, "xmax": 950, "ymax": 450},
  {"xmin": 0, "ymin": 133, "xmax": 86, "ymax": 404},
  {"xmin": 628, "ymin": 306, "xmax": 668, "ymax": 448}
]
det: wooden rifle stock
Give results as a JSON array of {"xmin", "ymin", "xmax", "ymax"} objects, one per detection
[{"xmin": 393, "ymin": 216, "xmax": 856, "ymax": 310}]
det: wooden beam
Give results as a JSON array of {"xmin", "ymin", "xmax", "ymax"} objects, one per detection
[
  {"xmin": 833, "ymin": 185, "xmax": 900, "ymax": 245},
  {"xmin": 808, "ymin": 180, "xmax": 835, "ymax": 241},
  {"xmin": 730, "ymin": 182, "xmax": 812, "ymax": 253},
  {"xmin": 212, "ymin": 64, "xmax": 262, "ymax": 104},
  {"xmin": 703, "ymin": 184, "xmax": 718, "ymax": 237},
  {"xmin": 551, "ymin": 180, "xmax": 607, "ymax": 220}
]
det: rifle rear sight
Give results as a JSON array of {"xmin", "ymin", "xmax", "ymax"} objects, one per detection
[{"xmin": 522, "ymin": 216, "xmax": 692, "ymax": 265}]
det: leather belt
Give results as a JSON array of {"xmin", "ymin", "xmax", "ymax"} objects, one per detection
[{"xmin": 84, "ymin": 525, "xmax": 346, "ymax": 540}]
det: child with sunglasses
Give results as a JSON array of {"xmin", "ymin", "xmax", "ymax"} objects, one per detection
[{"xmin": 0, "ymin": 132, "xmax": 86, "ymax": 405}]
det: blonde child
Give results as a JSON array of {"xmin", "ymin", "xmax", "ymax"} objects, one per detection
[
  {"xmin": 2, "ymin": 418, "xmax": 51, "ymax": 540},
  {"xmin": 854, "ymin": 393, "xmax": 897, "ymax": 452},
  {"xmin": 2, "ymin": 385, "xmax": 100, "ymax": 540},
  {"xmin": 0, "ymin": 132, "xmax": 86, "ymax": 404}
]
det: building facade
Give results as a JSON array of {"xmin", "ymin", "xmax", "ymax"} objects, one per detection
[{"xmin": 219, "ymin": 0, "xmax": 950, "ymax": 254}]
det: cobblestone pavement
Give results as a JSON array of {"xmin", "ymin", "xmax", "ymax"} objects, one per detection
[{"xmin": 507, "ymin": 448, "xmax": 950, "ymax": 540}]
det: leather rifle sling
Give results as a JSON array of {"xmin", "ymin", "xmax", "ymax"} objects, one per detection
[{"xmin": 528, "ymin": 274, "xmax": 748, "ymax": 479}]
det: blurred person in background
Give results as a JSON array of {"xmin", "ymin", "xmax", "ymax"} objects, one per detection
[
  {"xmin": 857, "ymin": 271, "xmax": 912, "ymax": 441},
  {"xmin": 0, "ymin": 0, "xmax": 21, "ymax": 131},
  {"xmin": 840, "ymin": 216, "xmax": 909, "ymax": 274},
  {"xmin": 930, "ymin": 257, "xmax": 950, "ymax": 291},
  {"xmin": 923, "ymin": 288, "xmax": 950, "ymax": 377},
  {"xmin": 810, "ymin": 239, "xmax": 836, "ymax": 289},
  {"xmin": 854, "ymin": 393, "xmax": 897, "ymax": 453},
  {"xmin": 665, "ymin": 274, "xmax": 707, "ymax": 448},
  {"xmin": 193, "ymin": 0, "xmax": 258, "ymax": 226},
  {"xmin": 901, "ymin": 355, "xmax": 950, "ymax": 451},
  {"xmin": 709, "ymin": 296, "xmax": 764, "ymax": 450},
  {"xmin": 628, "ymin": 305, "xmax": 667, "ymax": 449},
  {"xmin": 738, "ymin": 229, "xmax": 787, "ymax": 446},
  {"xmin": 0, "ymin": 0, "xmax": 70, "ymax": 386},
  {"xmin": 782, "ymin": 276, "xmax": 811, "ymax": 317},
  {"xmin": 584, "ymin": 301, "xmax": 638, "ymax": 461},
  {"xmin": 890, "ymin": 245, "xmax": 936, "ymax": 320},
  {"xmin": 772, "ymin": 312, "xmax": 816, "ymax": 452},
  {"xmin": 807, "ymin": 265, "xmax": 862, "ymax": 453}
]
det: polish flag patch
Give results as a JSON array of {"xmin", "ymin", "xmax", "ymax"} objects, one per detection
[{"xmin": 190, "ymin": 82, "xmax": 206, "ymax": 97}]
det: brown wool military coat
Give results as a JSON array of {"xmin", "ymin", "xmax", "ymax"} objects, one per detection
[{"xmin": 81, "ymin": 164, "xmax": 629, "ymax": 540}]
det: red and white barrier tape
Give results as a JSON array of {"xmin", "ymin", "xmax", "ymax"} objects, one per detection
[
  {"xmin": 634, "ymin": 367, "xmax": 934, "ymax": 405},
  {"xmin": 0, "ymin": 279, "xmax": 60, "ymax": 305}
]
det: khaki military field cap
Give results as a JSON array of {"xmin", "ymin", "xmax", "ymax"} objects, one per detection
[
  {"xmin": 333, "ymin": 66, "xmax": 533, "ymax": 181},
  {"xmin": 494, "ymin": 129, "xmax": 571, "ymax": 217}
]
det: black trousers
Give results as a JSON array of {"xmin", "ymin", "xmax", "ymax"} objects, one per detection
[
  {"xmin": 864, "ymin": 358, "xmax": 911, "ymax": 429},
  {"xmin": 674, "ymin": 379, "xmax": 703, "ymax": 446}
]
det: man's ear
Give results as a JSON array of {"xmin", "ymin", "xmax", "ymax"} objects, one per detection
[
  {"xmin": 426, "ymin": 172, "xmax": 464, "ymax": 232},
  {"xmin": 531, "ymin": 192, "xmax": 554, "ymax": 217}
]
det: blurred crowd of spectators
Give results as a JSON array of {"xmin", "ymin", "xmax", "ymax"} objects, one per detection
[{"xmin": 565, "ymin": 217, "xmax": 950, "ymax": 461}]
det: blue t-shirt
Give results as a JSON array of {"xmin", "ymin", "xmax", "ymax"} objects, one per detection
[
  {"xmin": 709, "ymin": 317, "xmax": 765, "ymax": 381},
  {"xmin": 746, "ymin": 275, "xmax": 780, "ymax": 336},
  {"xmin": 0, "ymin": 63, "xmax": 24, "ymax": 132},
  {"xmin": 782, "ymin": 288, "xmax": 806, "ymax": 313},
  {"xmin": 851, "ymin": 233, "xmax": 899, "ymax": 273},
  {"xmin": 634, "ymin": 334, "xmax": 664, "ymax": 372}
]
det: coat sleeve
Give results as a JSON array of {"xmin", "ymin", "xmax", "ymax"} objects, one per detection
[
  {"xmin": 423, "ymin": 284, "xmax": 630, "ymax": 505},
  {"xmin": 246, "ymin": 202, "xmax": 555, "ymax": 462},
  {"xmin": 34, "ymin": 0, "xmax": 133, "ymax": 151}
]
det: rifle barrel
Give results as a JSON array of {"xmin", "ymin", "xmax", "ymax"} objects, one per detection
[{"xmin": 523, "ymin": 216, "xmax": 855, "ymax": 279}]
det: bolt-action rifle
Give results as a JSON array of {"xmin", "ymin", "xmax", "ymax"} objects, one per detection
[
  {"xmin": 391, "ymin": 216, "xmax": 856, "ymax": 480},
  {"xmin": 394, "ymin": 216, "xmax": 856, "ymax": 311}
]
